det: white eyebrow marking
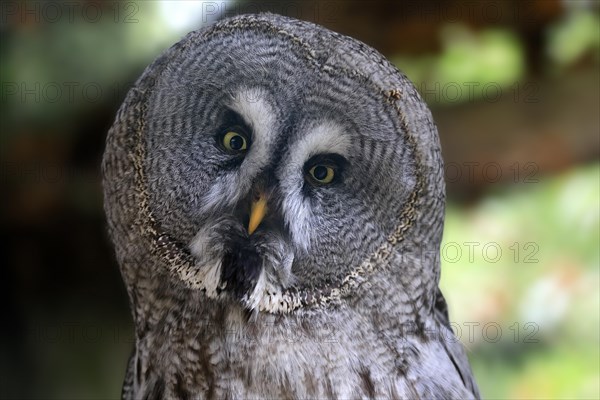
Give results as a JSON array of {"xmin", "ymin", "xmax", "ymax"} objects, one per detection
[
  {"xmin": 200, "ymin": 87, "xmax": 277, "ymax": 213},
  {"xmin": 228, "ymin": 87, "xmax": 278, "ymax": 172},
  {"xmin": 229, "ymin": 88, "xmax": 275, "ymax": 138},
  {"xmin": 277, "ymin": 120, "xmax": 351, "ymax": 252},
  {"xmin": 288, "ymin": 121, "xmax": 351, "ymax": 168}
]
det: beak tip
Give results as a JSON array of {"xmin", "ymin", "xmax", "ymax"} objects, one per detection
[
  {"xmin": 247, "ymin": 193, "xmax": 268, "ymax": 235},
  {"xmin": 247, "ymin": 224, "xmax": 257, "ymax": 235}
]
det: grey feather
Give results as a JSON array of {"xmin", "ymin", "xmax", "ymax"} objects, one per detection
[{"xmin": 103, "ymin": 13, "xmax": 480, "ymax": 399}]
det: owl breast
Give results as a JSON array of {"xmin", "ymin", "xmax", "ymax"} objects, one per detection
[{"xmin": 132, "ymin": 298, "xmax": 473, "ymax": 399}]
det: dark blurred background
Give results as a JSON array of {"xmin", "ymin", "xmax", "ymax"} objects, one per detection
[{"xmin": 1, "ymin": 1, "xmax": 598, "ymax": 398}]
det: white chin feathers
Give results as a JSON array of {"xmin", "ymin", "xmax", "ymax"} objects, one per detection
[{"xmin": 188, "ymin": 217, "xmax": 296, "ymax": 311}]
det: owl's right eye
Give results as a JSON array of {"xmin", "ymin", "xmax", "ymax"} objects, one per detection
[{"xmin": 219, "ymin": 129, "xmax": 249, "ymax": 154}]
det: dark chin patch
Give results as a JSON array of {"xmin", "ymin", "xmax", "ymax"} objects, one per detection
[{"xmin": 220, "ymin": 244, "xmax": 262, "ymax": 299}]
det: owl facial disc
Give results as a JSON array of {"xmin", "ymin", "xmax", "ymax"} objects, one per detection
[{"xmin": 108, "ymin": 14, "xmax": 439, "ymax": 314}]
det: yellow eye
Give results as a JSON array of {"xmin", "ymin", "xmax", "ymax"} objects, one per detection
[
  {"xmin": 222, "ymin": 131, "xmax": 247, "ymax": 152},
  {"xmin": 308, "ymin": 165, "xmax": 335, "ymax": 184}
]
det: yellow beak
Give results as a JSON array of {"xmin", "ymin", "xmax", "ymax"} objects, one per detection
[{"xmin": 248, "ymin": 192, "xmax": 268, "ymax": 235}]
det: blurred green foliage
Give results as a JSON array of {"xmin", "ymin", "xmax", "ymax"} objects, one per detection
[
  {"xmin": 1, "ymin": 2, "xmax": 180, "ymax": 129},
  {"xmin": 547, "ymin": 9, "xmax": 600, "ymax": 71},
  {"xmin": 393, "ymin": 24, "xmax": 525, "ymax": 104},
  {"xmin": 394, "ymin": 8, "xmax": 599, "ymax": 105},
  {"xmin": 441, "ymin": 163, "xmax": 600, "ymax": 398}
]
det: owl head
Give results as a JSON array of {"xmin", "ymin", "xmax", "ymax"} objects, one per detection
[{"xmin": 103, "ymin": 14, "xmax": 445, "ymax": 315}]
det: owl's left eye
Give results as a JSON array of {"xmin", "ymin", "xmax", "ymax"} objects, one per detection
[
  {"xmin": 304, "ymin": 154, "xmax": 347, "ymax": 187},
  {"xmin": 220, "ymin": 130, "xmax": 249, "ymax": 153},
  {"xmin": 308, "ymin": 165, "xmax": 335, "ymax": 184}
]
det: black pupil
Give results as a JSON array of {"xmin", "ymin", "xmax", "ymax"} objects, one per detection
[
  {"xmin": 313, "ymin": 166, "xmax": 329, "ymax": 180},
  {"xmin": 229, "ymin": 134, "xmax": 244, "ymax": 150}
]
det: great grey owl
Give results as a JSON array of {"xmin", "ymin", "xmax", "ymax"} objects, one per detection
[{"xmin": 103, "ymin": 13, "xmax": 480, "ymax": 399}]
